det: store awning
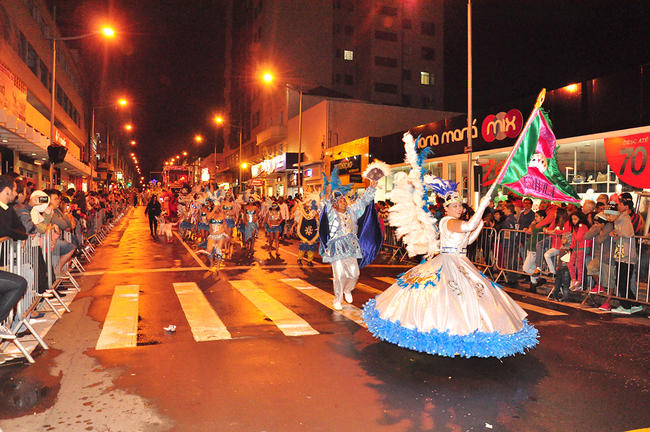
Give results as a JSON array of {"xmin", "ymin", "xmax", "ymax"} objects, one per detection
[{"xmin": 0, "ymin": 108, "xmax": 90, "ymax": 177}]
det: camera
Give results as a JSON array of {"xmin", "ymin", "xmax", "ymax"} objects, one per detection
[{"xmin": 38, "ymin": 196, "xmax": 49, "ymax": 204}]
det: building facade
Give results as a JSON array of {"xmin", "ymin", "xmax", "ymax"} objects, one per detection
[{"xmin": 223, "ymin": 0, "xmax": 446, "ymax": 189}]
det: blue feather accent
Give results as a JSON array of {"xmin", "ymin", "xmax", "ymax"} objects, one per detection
[
  {"xmin": 362, "ymin": 299, "xmax": 538, "ymax": 358},
  {"xmin": 329, "ymin": 167, "xmax": 352, "ymax": 195}
]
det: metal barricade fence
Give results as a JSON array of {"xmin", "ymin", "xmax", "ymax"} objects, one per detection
[
  {"xmin": 381, "ymin": 225, "xmax": 409, "ymax": 263},
  {"xmin": 467, "ymin": 227, "xmax": 497, "ymax": 277}
]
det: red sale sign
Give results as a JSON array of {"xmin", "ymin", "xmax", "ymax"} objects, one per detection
[{"xmin": 604, "ymin": 132, "xmax": 650, "ymax": 189}]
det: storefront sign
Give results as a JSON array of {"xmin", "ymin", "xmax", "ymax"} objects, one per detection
[
  {"xmin": 54, "ymin": 128, "xmax": 69, "ymax": 147},
  {"xmin": 252, "ymin": 154, "xmax": 286, "ymax": 177},
  {"xmin": 604, "ymin": 132, "xmax": 650, "ymax": 188},
  {"xmin": 0, "ymin": 61, "xmax": 27, "ymax": 121},
  {"xmin": 250, "ymin": 179, "xmax": 264, "ymax": 187},
  {"xmin": 201, "ymin": 167, "xmax": 210, "ymax": 182},
  {"xmin": 304, "ymin": 168, "xmax": 313, "ymax": 178},
  {"xmin": 330, "ymin": 155, "xmax": 361, "ymax": 175}
]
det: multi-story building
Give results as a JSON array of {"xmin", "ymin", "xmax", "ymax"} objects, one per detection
[
  {"xmin": 0, "ymin": 0, "xmax": 91, "ymax": 189},
  {"xmin": 223, "ymin": 0, "xmax": 445, "ymax": 191}
]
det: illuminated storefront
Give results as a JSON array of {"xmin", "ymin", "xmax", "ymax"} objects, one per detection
[{"xmin": 250, "ymin": 152, "xmax": 300, "ymax": 197}]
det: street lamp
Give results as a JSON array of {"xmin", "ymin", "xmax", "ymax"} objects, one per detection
[
  {"xmin": 48, "ymin": 15, "xmax": 116, "ymax": 187},
  {"xmin": 124, "ymin": 123, "xmax": 133, "ymax": 131},
  {"xmin": 194, "ymin": 135, "xmax": 203, "ymax": 143},
  {"xmin": 214, "ymin": 115, "xmax": 244, "ymax": 192},
  {"xmin": 261, "ymin": 71, "xmax": 304, "ymax": 193},
  {"xmin": 89, "ymin": 97, "xmax": 128, "ymax": 191}
]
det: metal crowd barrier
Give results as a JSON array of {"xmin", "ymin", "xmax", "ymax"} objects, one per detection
[
  {"xmin": 381, "ymin": 225, "xmax": 409, "ymax": 263},
  {"xmin": 467, "ymin": 227, "xmax": 498, "ymax": 278},
  {"xmin": 489, "ymin": 228, "xmax": 649, "ymax": 308},
  {"xmin": 1, "ymin": 205, "xmax": 129, "ymax": 364}
]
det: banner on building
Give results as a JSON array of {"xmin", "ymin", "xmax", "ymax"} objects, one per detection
[{"xmin": 0, "ymin": 62, "xmax": 27, "ymax": 121}]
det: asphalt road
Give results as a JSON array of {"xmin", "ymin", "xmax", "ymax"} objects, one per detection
[{"xmin": 0, "ymin": 207, "xmax": 648, "ymax": 432}]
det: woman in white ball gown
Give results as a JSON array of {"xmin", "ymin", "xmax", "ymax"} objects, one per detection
[{"xmin": 362, "ymin": 133, "xmax": 538, "ymax": 358}]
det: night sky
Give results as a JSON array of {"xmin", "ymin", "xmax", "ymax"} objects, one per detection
[{"xmin": 52, "ymin": 0, "xmax": 650, "ymax": 181}]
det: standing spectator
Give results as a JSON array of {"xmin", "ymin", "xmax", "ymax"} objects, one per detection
[
  {"xmin": 145, "ymin": 195, "xmax": 162, "ymax": 239},
  {"xmin": 523, "ymin": 210, "xmax": 546, "ymax": 291},
  {"xmin": 542, "ymin": 207, "xmax": 569, "ymax": 276},
  {"xmin": 567, "ymin": 211, "xmax": 591, "ymax": 291},
  {"xmin": 278, "ymin": 197, "xmax": 289, "ymax": 240},
  {"xmin": 532, "ymin": 201, "xmax": 557, "ymax": 276},
  {"xmin": 609, "ymin": 202, "xmax": 642, "ymax": 314},
  {"xmin": 500, "ymin": 203, "xmax": 519, "ymax": 287},
  {"xmin": 585, "ymin": 212, "xmax": 615, "ymax": 295},
  {"xmin": 0, "ymin": 175, "xmax": 28, "ymax": 338}
]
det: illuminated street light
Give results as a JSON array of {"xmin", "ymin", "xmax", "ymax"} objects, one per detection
[
  {"xmin": 124, "ymin": 123, "xmax": 133, "ymax": 131},
  {"xmin": 214, "ymin": 115, "xmax": 224, "ymax": 124},
  {"xmin": 118, "ymin": 98, "xmax": 128, "ymax": 106},
  {"xmin": 194, "ymin": 135, "xmax": 203, "ymax": 143},
  {"xmin": 182, "ymin": 151, "xmax": 188, "ymax": 156},
  {"xmin": 130, "ymin": 140, "xmax": 136, "ymax": 145},
  {"xmin": 241, "ymin": 162, "xmax": 248, "ymax": 169},
  {"xmin": 262, "ymin": 71, "xmax": 273, "ymax": 83},
  {"xmin": 49, "ymin": 23, "xmax": 117, "ymax": 188}
]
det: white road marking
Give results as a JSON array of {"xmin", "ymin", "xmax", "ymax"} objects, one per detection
[
  {"xmin": 280, "ymin": 278, "xmax": 367, "ymax": 328},
  {"xmin": 328, "ymin": 277, "xmax": 384, "ymax": 296},
  {"xmin": 230, "ymin": 280, "xmax": 319, "ymax": 336},
  {"xmin": 375, "ymin": 276, "xmax": 397, "ymax": 285},
  {"xmin": 173, "ymin": 282, "xmax": 232, "ymax": 341},
  {"xmin": 174, "ymin": 231, "xmax": 208, "ymax": 269},
  {"xmin": 96, "ymin": 285, "xmax": 139, "ymax": 350}
]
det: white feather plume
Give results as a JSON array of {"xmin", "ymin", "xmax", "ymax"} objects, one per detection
[
  {"xmin": 362, "ymin": 159, "xmax": 391, "ymax": 179},
  {"xmin": 387, "ymin": 132, "xmax": 440, "ymax": 258}
]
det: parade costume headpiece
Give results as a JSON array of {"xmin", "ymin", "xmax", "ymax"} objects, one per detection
[
  {"xmin": 322, "ymin": 167, "xmax": 351, "ymax": 203},
  {"xmin": 425, "ymin": 177, "xmax": 461, "ymax": 207}
]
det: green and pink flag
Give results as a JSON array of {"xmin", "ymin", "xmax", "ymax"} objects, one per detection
[{"xmin": 494, "ymin": 93, "xmax": 580, "ymax": 203}]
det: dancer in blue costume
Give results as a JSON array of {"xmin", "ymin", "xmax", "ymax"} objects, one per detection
[{"xmin": 362, "ymin": 133, "xmax": 538, "ymax": 358}]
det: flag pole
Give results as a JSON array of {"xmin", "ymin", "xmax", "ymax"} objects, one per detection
[{"xmin": 485, "ymin": 88, "xmax": 546, "ymax": 199}]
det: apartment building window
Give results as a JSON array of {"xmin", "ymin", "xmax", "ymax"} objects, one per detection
[
  {"xmin": 334, "ymin": 23, "xmax": 341, "ymax": 34},
  {"xmin": 375, "ymin": 56, "xmax": 397, "ymax": 67},
  {"xmin": 402, "ymin": 69, "xmax": 411, "ymax": 80},
  {"xmin": 420, "ymin": 71, "xmax": 434, "ymax": 85},
  {"xmin": 422, "ymin": 95, "xmax": 434, "ymax": 107},
  {"xmin": 27, "ymin": 44, "xmax": 38, "ymax": 75},
  {"xmin": 39, "ymin": 60, "xmax": 50, "ymax": 90},
  {"xmin": 344, "ymin": 25, "xmax": 353, "ymax": 36},
  {"xmin": 421, "ymin": 47, "xmax": 435, "ymax": 61},
  {"xmin": 375, "ymin": 30, "xmax": 397, "ymax": 42},
  {"xmin": 375, "ymin": 82, "xmax": 397, "ymax": 94},
  {"xmin": 402, "ymin": 94, "xmax": 411, "ymax": 106},
  {"xmin": 344, "ymin": 74, "xmax": 353, "ymax": 85},
  {"xmin": 421, "ymin": 21, "xmax": 435, "ymax": 36},
  {"xmin": 18, "ymin": 32, "xmax": 27, "ymax": 61},
  {"xmin": 333, "ymin": 73, "xmax": 341, "ymax": 84},
  {"xmin": 335, "ymin": 48, "xmax": 341, "ymax": 58},
  {"xmin": 379, "ymin": 6, "xmax": 398, "ymax": 16},
  {"xmin": 252, "ymin": 111, "xmax": 260, "ymax": 128},
  {"xmin": 343, "ymin": 50, "xmax": 354, "ymax": 61},
  {"xmin": 402, "ymin": 19, "xmax": 412, "ymax": 29}
]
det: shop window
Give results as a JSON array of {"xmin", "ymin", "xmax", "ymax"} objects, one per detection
[
  {"xmin": 343, "ymin": 50, "xmax": 354, "ymax": 61},
  {"xmin": 421, "ymin": 47, "xmax": 435, "ymax": 61},
  {"xmin": 375, "ymin": 56, "xmax": 397, "ymax": 67},
  {"xmin": 375, "ymin": 30, "xmax": 397, "ymax": 42}
]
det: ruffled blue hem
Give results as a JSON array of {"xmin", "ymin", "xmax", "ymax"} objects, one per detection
[{"xmin": 362, "ymin": 299, "xmax": 538, "ymax": 358}]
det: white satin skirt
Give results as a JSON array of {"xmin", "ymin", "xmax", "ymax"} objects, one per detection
[{"xmin": 362, "ymin": 253, "xmax": 538, "ymax": 358}]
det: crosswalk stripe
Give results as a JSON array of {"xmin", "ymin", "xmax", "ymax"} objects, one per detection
[
  {"xmin": 328, "ymin": 277, "xmax": 384, "ymax": 296},
  {"xmin": 373, "ymin": 276, "xmax": 566, "ymax": 316},
  {"xmin": 96, "ymin": 285, "xmax": 139, "ymax": 350},
  {"xmin": 230, "ymin": 280, "xmax": 319, "ymax": 336},
  {"xmin": 280, "ymin": 278, "xmax": 367, "ymax": 328},
  {"xmin": 514, "ymin": 301, "xmax": 567, "ymax": 316},
  {"xmin": 173, "ymin": 282, "xmax": 232, "ymax": 341}
]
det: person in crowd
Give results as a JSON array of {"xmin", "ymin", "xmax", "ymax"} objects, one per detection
[
  {"xmin": 523, "ymin": 210, "xmax": 546, "ymax": 292},
  {"xmin": 221, "ymin": 192, "xmax": 238, "ymax": 258},
  {"xmin": 567, "ymin": 211, "xmax": 591, "ymax": 291},
  {"xmin": 278, "ymin": 197, "xmax": 290, "ymax": 240},
  {"xmin": 596, "ymin": 194, "xmax": 609, "ymax": 205},
  {"xmin": 584, "ymin": 212, "xmax": 616, "ymax": 296},
  {"xmin": 320, "ymin": 169, "xmax": 377, "ymax": 311},
  {"xmin": 531, "ymin": 200, "xmax": 557, "ymax": 277},
  {"xmin": 609, "ymin": 201, "xmax": 642, "ymax": 314},
  {"xmin": 264, "ymin": 201, "xmax": 283, "ymax": 259},
  {"xmin": 542, "ymin": 207, "xmax": 569, "ymax": 276},
  {"xmin": 144, "ymin": 194, "xmax": 162, "ymax": 239},
  {"xmin": 0, "ymin": 175, "xmax": 29, "ymax": 338},
  {"xmin": 582, "ymin": 199, "xmax": 597, "ymax": 226},
  {"xmin": 239, "ymin": 193, "xmax": 260, "ymax": 259},
  {"xmin": 493, "ymin": 209, "xmax": 505, "ymax": 231},
  {"xmin": 198, "ymin": 201, "xmax": 229, "ymax": 269},
  {"xmin": 500, "ymin": 203, "xmax": 519, "ymax": 287},
  {"xmin": 46, "ymin": 190, "xmax": 77, "ymax": 275},
  {"xmin": 296, "ymin": 198, "xmax": 320, "ymax": 267}
]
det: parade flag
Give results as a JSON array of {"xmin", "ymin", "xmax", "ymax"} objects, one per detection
[{"xmin": 494, "ymin": 90, "xmax": 580, "ymax": 203}]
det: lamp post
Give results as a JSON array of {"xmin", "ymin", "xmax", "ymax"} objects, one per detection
[
  {"xmin": 47, "ymin": 8, "xmax": 115, "ymax": 187},
  {"xmin": 89, "ymin": 98, "xmax": 128, "ymax": 191}
]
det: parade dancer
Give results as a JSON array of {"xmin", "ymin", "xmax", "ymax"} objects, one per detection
[
  {"xmin": 296, "ymin": 197, "xmax": 320, "ymax": 267},
  {"xmin": 319, "ymin": 167, "xmax": 383, "ymax": 310},
  {"xmin": 222, "ymin": 192, "xmax": 238, "ymax": 258},
  {"xmin": 239, "ymin": 192, "xmax": 260, "ymax": 259},
  {"xmin": 265, "ymin": 201, "xmax": 283, "ymax": 259},
  {"xmin": 362, "ymin": 133, "xmax": 538, "ymax": 358},
  {"xmin": 197, "ymin": 202, "xmax": 229, "ymax": 270}
]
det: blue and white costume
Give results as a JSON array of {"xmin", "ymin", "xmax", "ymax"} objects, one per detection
[{"xmin": 362, "ymin": 132, "xmax": 538, "ymax": 358}]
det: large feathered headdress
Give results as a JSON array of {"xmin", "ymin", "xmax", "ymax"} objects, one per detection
[{"xmin": 322, "ymin": 167, "xmax": 351, "ymax": 202}]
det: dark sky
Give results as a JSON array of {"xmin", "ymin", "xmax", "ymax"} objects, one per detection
[{"xmin": 52, "ymin": 0, "xmax": 650, "ymax": 180}]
